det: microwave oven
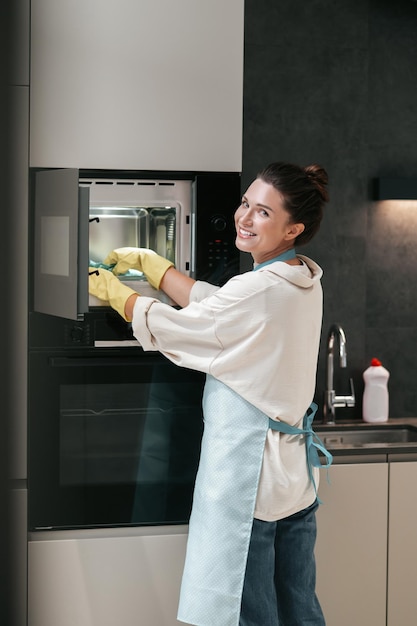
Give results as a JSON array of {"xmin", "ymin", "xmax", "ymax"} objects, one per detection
[{"xmin": 31, "ymin": 169, "xmax": 241, "ymax": 344}]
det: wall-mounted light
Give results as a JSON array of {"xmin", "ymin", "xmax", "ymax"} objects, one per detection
[{"xmin": 375, "ymin": 178, "xmax": 417, "ymax": 200}]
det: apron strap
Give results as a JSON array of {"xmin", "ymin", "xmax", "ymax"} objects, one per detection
[{"xmin": 268, "ymin": 402, "xmax": 333, "ymax": 504}]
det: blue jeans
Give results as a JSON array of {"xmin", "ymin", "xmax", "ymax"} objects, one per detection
[{"xmin": 239, "ymin": 500, "xmax": 325, "ymax": 626}]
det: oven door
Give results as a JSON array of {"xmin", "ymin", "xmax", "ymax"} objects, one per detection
[{"xmin": 28, "ymin": 348, "xmax": 205, "ymax": 531}]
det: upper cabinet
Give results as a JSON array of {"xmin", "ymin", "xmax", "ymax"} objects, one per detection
[{"xmin": 30, "ymin": 0, "xmax": 244, "ymax": 172}]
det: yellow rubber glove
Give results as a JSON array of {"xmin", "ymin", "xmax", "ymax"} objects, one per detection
[
  {"xmin": 103, "ymin": 247, "xmax": 174, "ymax": 290},
  {"xmin": 89, "ymin": 267, "xmax": 138, "ymax": 321}
]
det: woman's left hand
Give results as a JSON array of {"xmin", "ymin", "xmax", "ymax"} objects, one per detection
[{"xmin": 103, "ymin": 247, "xmax": 174, "ymax": 289}]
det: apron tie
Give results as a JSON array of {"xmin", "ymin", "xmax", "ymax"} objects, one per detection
[{"xmin": 269, "ymin": 402, "xmax": 332, "ymax": 504}]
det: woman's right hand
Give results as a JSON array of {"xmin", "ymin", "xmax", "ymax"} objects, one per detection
[
  {"xmin": 89, "ymin": 267, "xmax": 138, "ymax": 321},
  {"xmin": 103, "ymin": 247, "xmax": 174, "ymax": 290}
]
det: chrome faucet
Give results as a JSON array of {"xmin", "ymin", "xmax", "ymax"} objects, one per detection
[{"xmin": 323, "ymin": 323, "xmax": 355, "ymax": 424}]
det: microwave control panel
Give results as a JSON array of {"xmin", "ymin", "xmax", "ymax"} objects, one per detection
[{"xmin": 194, "ymin": 173, "xmax": 241, "ymax": 285}]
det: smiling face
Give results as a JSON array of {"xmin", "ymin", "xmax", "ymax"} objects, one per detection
[{"xmin": 234, "ymin": 178, "xmax": 305, "ymax": 264}]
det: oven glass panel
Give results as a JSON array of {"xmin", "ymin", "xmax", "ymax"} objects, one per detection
[
  {"xmin": 59, "ymin": 381, "xmax": 202, "ymax": 524},
  {"xmin": 28, "ymin": 351, "xmax": 204, "ymax": 530}
]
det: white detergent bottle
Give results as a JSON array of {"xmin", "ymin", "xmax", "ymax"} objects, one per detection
[{"xmin": 362, "ymin": 358, "xmax": 390, "ymax": 423}]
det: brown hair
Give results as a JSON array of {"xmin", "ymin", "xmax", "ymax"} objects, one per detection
[{"xmin": 257, "ymin": 162, "xmax": 329, "ymax": 246}]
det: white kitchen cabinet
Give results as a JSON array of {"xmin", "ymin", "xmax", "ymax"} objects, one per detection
[
  {"xmin": 315, "ymin": 463, "xmax": 388, "ymax": 626},
  {"xmin": 387, "ymin": 461, "xmax": 417, "ymax": 626},
  {"xmin": 30, "ymin": 0, "xmax": 244, "ymax": 172},
  {"xmin": 28, "ymin": 526, "xmax": 189, "ymax": 626}
]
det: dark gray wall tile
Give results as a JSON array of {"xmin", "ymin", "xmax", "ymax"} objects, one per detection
[{"xmin": 243, "ymin": 0, "xmax": 417, "ymax": 417}]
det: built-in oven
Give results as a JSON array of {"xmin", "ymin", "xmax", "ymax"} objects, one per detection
[
  {"xmin": 28, "ymin": 329, "xmax": 205, "ymax": 531},
  {"xmin": 28, "ymin": 169, "xmax": 241, "ymax": 531}
]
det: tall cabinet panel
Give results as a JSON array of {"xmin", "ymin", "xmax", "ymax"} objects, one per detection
[
  {"xmin": 9, "ymin": 85, "xmax": 30, "ymax": 626},
  {"xmin": 10, "ymin": 0, "xmax": 30, "ymax": 85},
  {"xmin": 30, "ymin": 0, "xmax": 244, "ymax": 171},
  {"xmin": 9, "ymin": 1, "xmax": 30, "ymax": 626}
]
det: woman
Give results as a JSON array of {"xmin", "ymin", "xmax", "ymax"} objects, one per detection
[{"xmin": 89, "ymin": 161, "xmax": 330, "ymax": 626}]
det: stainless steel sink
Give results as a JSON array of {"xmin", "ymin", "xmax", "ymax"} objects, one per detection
[{"xmin": 315, "ymin": 424, "xmax": 417, "ymax": 448}]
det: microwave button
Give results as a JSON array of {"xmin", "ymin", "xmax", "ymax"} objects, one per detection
[{"xmin": 211, "ymin": 215, "xmax": 227, "ymax": 232}]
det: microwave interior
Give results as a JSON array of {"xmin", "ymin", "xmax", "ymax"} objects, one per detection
[
  {"xmin": 89, "ymin": 206, "xmax": 177, "ymax": 267},
  {"xmin": 83, "ymin": 177, "xmax": 192, "ymax": 302}
]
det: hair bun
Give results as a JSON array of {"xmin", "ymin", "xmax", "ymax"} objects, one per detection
[{"xmin": 304, "ymin": 164, "xmax": 329, "ymax": 203}]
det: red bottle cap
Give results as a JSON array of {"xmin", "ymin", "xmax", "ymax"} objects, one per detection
[{"xmin": 371, "ymin": 358, "xmax": 382, "ymax": 366}]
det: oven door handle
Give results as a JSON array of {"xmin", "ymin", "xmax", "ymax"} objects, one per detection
[{"xmin": 49, "ymin": 355, "xmax": 163, "ymax": 367}]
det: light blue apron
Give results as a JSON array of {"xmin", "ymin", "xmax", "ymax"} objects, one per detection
[
  {"xmin": 177, "ymin": 376, "xmax": 332, "ymax": 626},
  {"xmin": 178, "ymin": 250, "xmax": 332, "ymax": 625}
]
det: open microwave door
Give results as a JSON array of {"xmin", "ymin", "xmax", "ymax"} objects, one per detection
[{"xmin": 34, "ymin": 168, "xmax": 89, "ymax": 320}]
